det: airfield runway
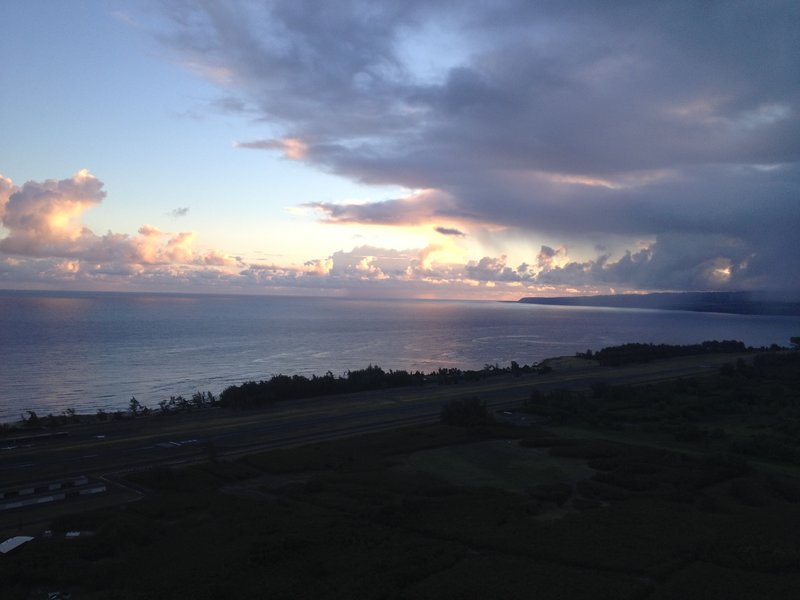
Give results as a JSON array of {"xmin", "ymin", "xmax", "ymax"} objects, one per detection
[{"xmin": 0, "ymin": 353, "xmax": 740, "ymax": 491}]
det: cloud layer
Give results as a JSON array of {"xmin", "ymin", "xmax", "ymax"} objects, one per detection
[
  {"xmin": 159, "ymin": 0, "xmax": 800, "ymax": 292},
  {"xmin": 0, "ymin": 170, "xmax": 594, "ymax": 296},
  {"xmin": 0, "ymin": 169, "xmax": 783, "ymax": 298}
]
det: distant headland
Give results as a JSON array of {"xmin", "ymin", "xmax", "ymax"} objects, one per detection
[{"xmin": 518, "ymin": 291, "xmax": 800, "ymax": 316}]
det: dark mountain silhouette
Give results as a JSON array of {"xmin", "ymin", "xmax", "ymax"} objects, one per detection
[{"xmin": 518, "ymin": 291, "xmax": 800, "ymax": 316}]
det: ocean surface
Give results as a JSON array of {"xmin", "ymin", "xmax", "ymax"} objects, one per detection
[{"xmin": 1, "ymin": 290, "xmax": 798, "ymax": 423}]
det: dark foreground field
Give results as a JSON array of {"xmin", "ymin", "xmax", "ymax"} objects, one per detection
[{"xmin": 3, "ymin": 351, "xmax": 800, "ymax": 599}]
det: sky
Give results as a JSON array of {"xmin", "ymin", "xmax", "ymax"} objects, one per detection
[{"xmin": 1, "ymin": 1, "xmax": 798, "ymax": 299}]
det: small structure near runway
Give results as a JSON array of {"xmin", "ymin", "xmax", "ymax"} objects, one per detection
[
  {"xmin": 0, "ymin": 535, "xmax": 34, "ymax": 554},
  {"xmin": 0, "ymin": 475, "xmax": 107, "ymax": 512}
]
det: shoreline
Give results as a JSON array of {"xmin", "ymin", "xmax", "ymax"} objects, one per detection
[{"xmin": 2, "ymin": 337, "xmax": 794, "ymax": 427}]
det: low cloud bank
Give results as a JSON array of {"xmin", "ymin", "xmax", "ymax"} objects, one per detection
[{"xmin": 0, "ymin": 170, "xmax": 795, "ymax": 297}]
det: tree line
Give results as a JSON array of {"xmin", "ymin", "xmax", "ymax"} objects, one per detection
[
  {"xmin": 217, "ymin": 362, "xmax": 550, "ymax": 409},
  {"xmin": 576, "ymin": 339, "xmax": 752, "ymax": 366}
]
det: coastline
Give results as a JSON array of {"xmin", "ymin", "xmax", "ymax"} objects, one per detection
[
  {"xmin": 0, "ymin": 340, "xmax": 777, "ymax": 429},
  {"xmin": 3, "ymin": 292, "xmax": 798, "ymax": 423}
]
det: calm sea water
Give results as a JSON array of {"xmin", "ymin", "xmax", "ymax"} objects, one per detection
[{"xmin": 1, "ymin": 290, "xmax": 798, "ymax": 422}]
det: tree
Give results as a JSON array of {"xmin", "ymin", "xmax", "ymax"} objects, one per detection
[
  {"xmin": 129, "ymin": 396, "xmax": 142, "ymax": 416},
  {"xmin": 22, "ymin": 410, "xmax": 40, "ymax": 428}
]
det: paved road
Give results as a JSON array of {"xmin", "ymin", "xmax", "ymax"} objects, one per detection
[{"xmin": 0, "ymin": 353, "xmax": 740, "ymax": 492}]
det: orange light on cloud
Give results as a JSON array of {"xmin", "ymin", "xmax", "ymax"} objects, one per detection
[
  {"xmin": 280, "ymin": 137, "xmax": 308, "ymax": 160},
  {"xmin": 548, "ymin": 173, "xmax": 618, "ymax": 189},
  {"xmin": 502, "ymin": 168, "xmax": 676, "ymax": 192}
]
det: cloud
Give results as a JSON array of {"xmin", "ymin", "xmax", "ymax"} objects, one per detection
[
  {"xmin": 435, "ymin": 226, "xmax": 465, "ymax": 237},
  {"xmin": 330, "ymin": 245, "xmax": 420, "ymax": 280},
  {"xmin": 0, "ymin": 175, "xmax": 15, "ymax": 221},
  {"xmin": 533, "ymin": 233, "xmax": 760, "ymax": 292},
  {"xmin": 0, "ymin": 169, "xmax": 105, "ymax": 257},
  {"xmin": 201, "ymin": 249, "xmax": 241, "ymax": 267},
  {"xmin": 536, "ymin": 245, "xmax": 566, "ymax": 271},
  {"xmin": 304, "ymin": 189, "xmax": 455, "ymax": 226},
  {"xmin": 0, "ymin": 171, "xmax": 240, "ymax": 277},
  {"xmin": 2, "ymin": 170, "xmax": 758, "ymax": 297},
  {"xmin": 1, "ymin": 168, "xmax": 789, "ymax": 297},
  {"xmin": 465, "ymin": 256, "xmax": 522, "ymax": 283},
  {"xmin": 237, "ymin": 137, "xmax": 308, "ymax": 159},
  {"xmin": 158, "ymin": 1, "xmax": 800, "ymax": 291},
  {"xmin": 303, "ymin": 257, "xmax": 333, "ymax": 276},
  {"xmin": 0, "ymin": 172, "xmax": 470, "ymax": 293}
]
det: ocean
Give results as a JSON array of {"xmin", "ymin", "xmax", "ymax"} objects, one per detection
[{"xmin": 1, "ymin": 290, "xmax": 798, "ymax": 423}]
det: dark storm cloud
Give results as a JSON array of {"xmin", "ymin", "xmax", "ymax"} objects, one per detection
[
  {"xmin": 535, "ymin": 234, "xmax": 745, "ymax": 290},
  {"xmin": 161, "ymin": 0, "xmax": 800, "ymax": 291}
]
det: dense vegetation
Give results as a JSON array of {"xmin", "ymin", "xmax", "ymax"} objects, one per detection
[
  {"xmin": 524, "ymin": 350, "xmax": 800, "ymax": 466},
  {"xmin": 217, "ymin": 362, "xmax": 550, "ymax": 409},
  {"xmin": 218, "ymin": 365, "xmax": 424, "ymax": 408},
  {"xmin": 575, "ymin": 339, "xmax": 753, "ymax": 366}
]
